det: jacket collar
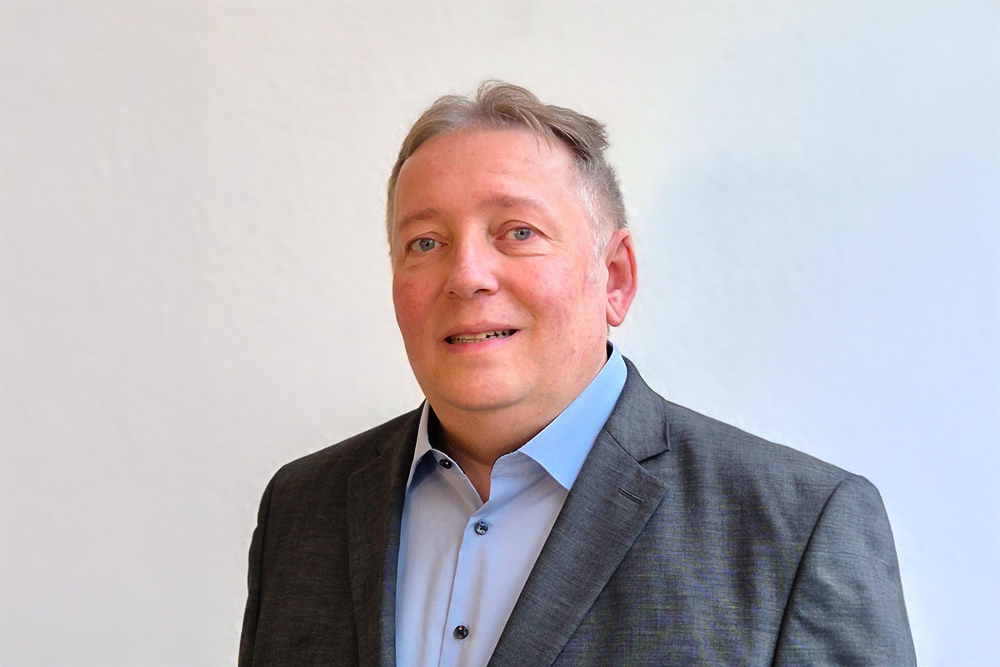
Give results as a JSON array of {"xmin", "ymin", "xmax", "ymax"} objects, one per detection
[
  {"xmin": 346, "ymin": 407, "xmax": 421, "ymax": 667},
  {"xmin": 488, "ymin": 358, "xmax": 673, "ymax": 667}
]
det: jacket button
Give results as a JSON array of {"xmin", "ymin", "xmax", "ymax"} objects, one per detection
[
  {"xmin": 474, "ymin": 521, "xmax": 489, "ymax": 535},
  {"xmin": 453, "ymin": 625, "xmax": 469, "ymax": 640}
]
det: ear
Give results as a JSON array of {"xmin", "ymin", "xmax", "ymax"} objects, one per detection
[{"xmin": 603, "ymin": 228, "xmax": 638, "ymax": 327}]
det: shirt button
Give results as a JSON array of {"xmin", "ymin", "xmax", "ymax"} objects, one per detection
[
  {"xmin": 439, "ymin": 458, "xmax": 452, "ymax": 469},
  {"xmin": 474, "ymin": 521, "xmax": 489, "ymax": 536},
  {"xmin": 453, "ymin": 625, "xmax": 469, "ymax": 640}
]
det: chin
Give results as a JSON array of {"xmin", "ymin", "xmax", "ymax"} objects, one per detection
[{"xmin": 432, "ymin": 379, "xmax": 527, "ymax": 414}]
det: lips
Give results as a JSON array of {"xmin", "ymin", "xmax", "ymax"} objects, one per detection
[{"xmin": 445, "ymin": 329, "xmax": 518, "ymax": 344}]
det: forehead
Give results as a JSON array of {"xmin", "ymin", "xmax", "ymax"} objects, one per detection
[{"xmin": 392, "ymin": 128, "xmax": 581, "ymax": 226}]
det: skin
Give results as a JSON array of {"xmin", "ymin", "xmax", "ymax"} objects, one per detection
[{"xmin": 391, "ymin": 127, "xmax": 637, "ymax": 501}]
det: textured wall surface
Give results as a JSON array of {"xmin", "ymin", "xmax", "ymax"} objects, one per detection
[{"xmin": 2, "ymin": 2, "xmax": 997, "ymax": 665}]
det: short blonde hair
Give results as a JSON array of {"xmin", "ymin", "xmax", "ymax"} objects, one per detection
[{"xmin": 386, "ymin": 81, "xmax": 626, "ymax": 249}]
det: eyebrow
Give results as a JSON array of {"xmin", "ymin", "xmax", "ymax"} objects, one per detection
[
  {"xmin": 395, "ymin": 194, "xmax": 553, "ymax": 232},
  {"xmin": 396, "ymin": 207, "xmax": 442, "ymax": 232},
  {"xmin": 480, "ymin": 193, "xmax": 552, "ymax": 217}
]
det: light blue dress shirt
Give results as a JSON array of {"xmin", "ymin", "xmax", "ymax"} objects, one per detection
[{"xmin": 395, "ymin": 344, "xmax": 627, "ymax": 667}]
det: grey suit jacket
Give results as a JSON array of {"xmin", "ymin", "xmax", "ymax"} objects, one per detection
[{"xmin": 240, "ymin": 360, "xmax": 915, "ymax": 666}]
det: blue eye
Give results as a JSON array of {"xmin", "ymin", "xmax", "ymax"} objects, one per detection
[
  {"xmin": 410, "ymin": 238, "xmax": 438, "ymax": 252},
  {"xmin": 507, "ymin": 228, "xmax": 533, "ymax": 241}
]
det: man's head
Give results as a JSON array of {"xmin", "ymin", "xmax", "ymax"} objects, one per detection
[
  {"xmin": 386, "ymin": 82, "xmax": 627, "ymax": 255},
  {"xmin": 388, "ymin": 82, "xmax": 637, "ymax": 438}
]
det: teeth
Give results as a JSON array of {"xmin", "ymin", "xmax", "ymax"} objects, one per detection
[{"xmin": 448, "ymin": 330, "xmax": 515, "ymax": 344}]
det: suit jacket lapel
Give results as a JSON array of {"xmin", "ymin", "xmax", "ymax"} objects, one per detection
[
  {"xmin": 488, "ymin": 360, "xmax": 673, "ymax": 667},
  {"xmin": 347, "ymin": 409, "xmax": 420, "ymax": 667}
]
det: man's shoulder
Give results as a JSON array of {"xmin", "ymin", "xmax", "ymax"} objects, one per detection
[
  {"xmin": 662, "ymin": 395, "xmax": 888, "ymax": 511},
  {"xmin": 614, "ymin": 363, "xmax": 897, "ymax": 595},
  {"xmin": 663, "ymin": 397, "xmax": 852, "ymax": 484},
  {"xmin": 269, "ymin": 407, "xmax": 421, "ymax": 492},
  {"xmin": 617, "ymin": 359, "xmax": 871, "ymax": 508}
]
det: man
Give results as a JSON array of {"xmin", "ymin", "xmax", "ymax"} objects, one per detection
[{"xmin": 239, "ymin": 82, "xmax": 915, "ymax": 666}]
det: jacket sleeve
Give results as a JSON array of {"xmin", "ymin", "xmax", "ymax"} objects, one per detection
[
  {"xmin": 239, "ymin": 475, "xmax": 276, "ymax": 667},
  {"xmin": 772, "ymin": 475, "xmax": 916, "ymax": 666}
]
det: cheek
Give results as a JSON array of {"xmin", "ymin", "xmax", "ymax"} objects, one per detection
[
  {"xmin": 525, "ymin": 262, "xmax": 604, "ymax": 326},
  {"xmin": 392, "ymin": 277, "xmax": 432, "ymax": 335}
]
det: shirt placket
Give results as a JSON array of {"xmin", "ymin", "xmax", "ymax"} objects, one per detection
[{"xmin": 435, "ymin": 453, "xmax": 493, "ymax": 666}]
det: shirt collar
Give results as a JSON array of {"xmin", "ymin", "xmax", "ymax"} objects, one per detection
[
  {"xmin": 405, "ymin": 403, "xmax": 436, "ymax": 490},
  {"xmin": 405, "ymin": 342, "xmax": 627, "ymax": 492}
]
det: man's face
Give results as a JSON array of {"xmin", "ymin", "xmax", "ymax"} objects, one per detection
[{"xmin": 390, "ymin": 128, "xmax": 618, "ymax": 423}]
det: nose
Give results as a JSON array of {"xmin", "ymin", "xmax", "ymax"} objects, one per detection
[{"xmin": 444, "ymin": 237, "xmax": 499, "ymax": 299}]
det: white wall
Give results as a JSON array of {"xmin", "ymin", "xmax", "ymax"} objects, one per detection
[{"xmin": 2, "ymin": 2, "xmax": 996, "ymax": 665}]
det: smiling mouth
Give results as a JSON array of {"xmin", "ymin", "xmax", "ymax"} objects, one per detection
[{"xmin": 445, "ymin": 329, "xmax": 518, "ymax": 344}]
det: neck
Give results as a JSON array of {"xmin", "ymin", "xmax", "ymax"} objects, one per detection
[
  {"xmin": 428, "ymin": 402, "xmax": 558, "ymax": 503},
  {"xmin": 427, "ymin": 349, "xmax": 609, "ymax": 501}
]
